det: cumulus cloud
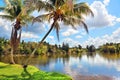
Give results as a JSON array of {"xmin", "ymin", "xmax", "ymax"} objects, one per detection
[
  {"xmin": 21, "ymin": 32, "xmax": 39, "ymax": 39},
  {"xmin": 0, "ymin": 10, "xmax": 47, "ymax": 40},
  {"xmin": 75, "ymin": 35, "xmax": 82, "ymax": 39},
  {"xmin": 85, "ymin": 1, "xmax": 116, "ymax": 27},
  {"xmin": 62, "ymin": 28, "xmax": 78, "ymax": 37},
  {"xmin": 23, "ymin": 22, "xmax": 46, "ymax": 34},
  {"xmin": 47, "ymin": 36, "xmax": 56, "ymax": 44},
  {"xmin": 116, "ymin": 18, "xmax": 120, "ymax": 22},
  {"xmin": 63, "ymin": 38, "xmax": 80, "ymax": 47},
  {"xmin": 81, "ymin": 27, "xmax": 120, "ymax": 48},
  {"xmin": 0, "ymin": 16, "xmax": 12, "ymax": 38},
  {"xmin": 103, "ymin": 0, "xmax": 110, "ymax": 6}
]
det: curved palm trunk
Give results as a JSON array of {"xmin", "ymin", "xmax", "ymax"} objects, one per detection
[
  {"xmin": 25, "ymin": 20, "xmax": 57, "ymax": 65},
  {"xmin": 10, "ymin": 47, "xmax": 15, "ymax": 64},
  {"xmin": 10, "ymin": 23, "xmax": 22, "ymax": 64},
  {"xmin": 10, "ymin": 27, "xmax": 16, "ymax": 64}
]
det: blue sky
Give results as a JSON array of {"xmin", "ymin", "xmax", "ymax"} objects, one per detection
[{"xmin": 0, "ymin": 0, "xmax": 120, "ymax": 48}]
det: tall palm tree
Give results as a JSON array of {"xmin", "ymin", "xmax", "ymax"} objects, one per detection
[
  {"xmin": 24, "ymin": 0, "xmax": 94, "ymax": 62},
  {"xmin": 0, "ymin": 0, "xmax": 33, "ymax": 64}
]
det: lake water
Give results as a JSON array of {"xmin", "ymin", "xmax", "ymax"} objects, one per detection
[
  {"xmin": 34, "ymin": 54, "xmax": 120, "ymax": 79},
  {"xmin": 1, "ymin": 53, "xmax": 120, "ymax": 79}
]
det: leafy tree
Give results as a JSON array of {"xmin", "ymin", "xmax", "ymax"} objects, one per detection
[
  {"xmin": 87, "ymin": 45, "xmax": 96, "ymax": 52},
  {"xmin": 78, "ymin": 44, "xmax": 82, "ymax": 49},
  {"xmin": 0, "ymin": 0, "xmax": 33, "ymax": 64},
  {"xmin": 62, "ymin": 43, "xmax": 69, "ymax": 53}
]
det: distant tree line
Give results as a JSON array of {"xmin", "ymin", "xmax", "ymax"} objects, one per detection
[
  {"xmin": 0, "ymin": 38, "xmax": 84, "ymax": 56},
  {"xmin": 2, "ymin": 37, "xmax": 120, "ymax": 55},
  {"xmin": 99, "ymin": 43, "xmax": 120, "ymax": 54}
]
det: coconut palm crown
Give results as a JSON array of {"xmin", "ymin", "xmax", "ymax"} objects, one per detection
[
  {"xmin": 25, "ymin": 0, "xmax": 93, "ymax": 41},
  {"xmin": 0, "ymin": 0, "xmax": 33, "ymax": 64}
]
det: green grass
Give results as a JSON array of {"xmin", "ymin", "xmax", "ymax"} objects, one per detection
[{"xmin": 0, "ymin": 62, "xmax": 72, "ymax": 80}]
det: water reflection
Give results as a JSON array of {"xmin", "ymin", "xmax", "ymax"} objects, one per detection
[
  {"xmin": 0, "ymin": 53, "xmax": 120, "ymax": 79},
  {"xmin": 36, "ymin": 53, "xmax": 120, "ymax": 79}
]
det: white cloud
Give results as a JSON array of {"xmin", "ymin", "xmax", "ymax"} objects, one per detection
[
  {"xmin": 103, "ymin": 0, "xmax": 110, "ymax": 6},
  {"xmin": 0, "ymin": 17, "xmax": 12, "ymax": 38},
  {"xmin": 47, "ymin": 36, "xmax": 56, "ymax": 44},
  {"xmin": 21, "ymin": 32, "xmax": 39, "ymax": 39},
  {"xmin": 0, "ymin": 10, "xmax": 47, "ymax": 40},
  {"xmin": 75, "ymin": 35, "xmax": 82, "ymax": 39},
  {"xmin": 82, "ymin": 27, "xmax": 120, "ymax": 48},
  {"xmin": 62, "ymin": 28, "xmax": 78, "ymax": 37},
  {"xmin": 48, "ymin": 36, "xmax": 54, "ymax": 39},
  {"xmin": 23, "ymin": 22, "xmax": 46, "ymax": 34},
  {"xmin": 116, "ymin": 18, "xmax": 120, "ymax": 22},
  {"xmin": 85, "ymin": 1, "xmax": 116, "ymax": 27},
  {"xmin": 63, "ymin": 38, "xmax": 80, "ymax": 47}
]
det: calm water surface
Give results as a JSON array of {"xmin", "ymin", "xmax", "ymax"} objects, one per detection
[{"xmin": 34, "ymin": 54, "xmax": 120, "ymax": 79}]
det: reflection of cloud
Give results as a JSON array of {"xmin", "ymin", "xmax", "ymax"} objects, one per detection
[
  {"xmin": 63, "ymin": 57, "xmax": 84, "ymax": 77},
  {"xmin": 116, "ymin": 65, "xmax": 120, "ymax": 72},
  {"xmin": 49, "ymin": 62, "xmax": 55, "ymax": 71},
  {"xmin": 81, "ymin": 54, "xmax": 120, "ymax": 72}
]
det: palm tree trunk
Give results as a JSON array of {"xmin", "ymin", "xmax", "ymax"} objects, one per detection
[
  {"xmin": 10, "ymin": 47, "xmax": 15, "ymax": 64},
  {"xmin": 25, "ymin": 20, "xmax": 57, "ymax": 65}
]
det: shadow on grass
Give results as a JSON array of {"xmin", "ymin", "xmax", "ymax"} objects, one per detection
[
  {"xmin": 21, "ymin": 67, "xmax": 32, "ymax": 79},
  {"xmin": 0, "ymin": 74, "xmax": 18, "ymax": 79},
  {"xmin": 0, "ymin": 66, "xmax": 32, "ymax": 80},
  {"xmin": 0, "ymin": 71, "xmax": 31, "ymax": 80}
]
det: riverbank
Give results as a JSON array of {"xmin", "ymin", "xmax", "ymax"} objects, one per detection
[{"xmin": 0, "ymin": 62, "xmax": 72, "ymax": 80}]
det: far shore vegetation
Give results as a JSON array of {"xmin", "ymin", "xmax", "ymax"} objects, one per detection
[{"xmin": 1, "ymin": 37, "xmax": 120, "ymax": 57}]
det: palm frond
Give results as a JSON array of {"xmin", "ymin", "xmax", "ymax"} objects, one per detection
[
  {"xmin": 33, "ymin": 13, "xmax": 52, "ymax": 24},
  {"xmin": 21, "ymin": 15, "xmax": 34, "ymax": 26},
  {"xmin": 0, "ymin": 7, "xmax": 5, "ymax": 10},
  {"xmin": 4, "ymin": 0, "xmax": 11, "ymax": 6},
  {"xmin": 63, "ymin": 16, "xmax": 80, "ymax": 29},
  {"xmin": 0, "ymin": 14, "xmax": 14, "ymax": 21},
  {"xmin": 74, "ymin": 2, "xmax": 94, "ymax": 17},
  {"xmin": 80, "ymin": 20, "xmax": 88, "ymax": 33},
  {"xmin": 63, "ymin": 16, "xmax": 89, "ymax": 33},
  {"xmin": 44, "ymin": 2, "xmax": 54, "ymax": 11},
  {"xmin": 24, "ymin": 0, "xmax": 54, "ymax": 12},
  {"xmin": 50, "ymin": 0, "xmax": 65, "ymax": 7},
  {"xmin": 3, "ymin": 0, "xmax": 22, "ymax": 18}
]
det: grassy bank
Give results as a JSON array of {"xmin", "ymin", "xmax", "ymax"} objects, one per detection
[{"xmin": 0, "ymin": 62, "xmax": 72, "ymax": 80}]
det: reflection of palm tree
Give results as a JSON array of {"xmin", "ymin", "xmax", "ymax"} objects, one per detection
[
  {"xmin": 25, "ymin": 0, "xmax": 94, "ymax": 56},
  {"xmin": 0, "ymin": 0, "xmax": 33, "ymax": 64}
]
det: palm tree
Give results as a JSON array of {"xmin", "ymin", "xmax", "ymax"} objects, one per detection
[
  {"xmin": 0, "ymin": 0, "xmax": 33, "ymax": 64},
  {"xmin": 24, "ymin": 0, "xmax": 94, "ymax": 61}
]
